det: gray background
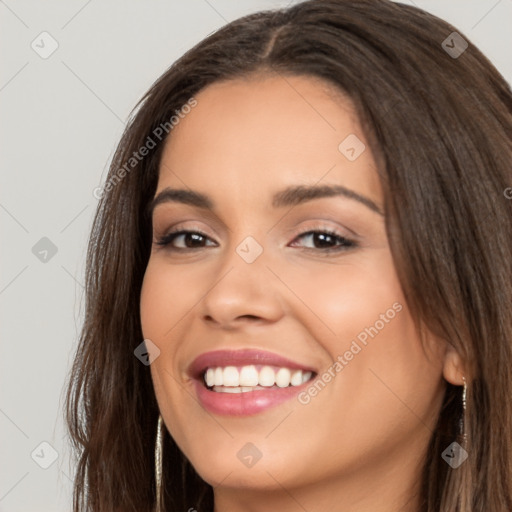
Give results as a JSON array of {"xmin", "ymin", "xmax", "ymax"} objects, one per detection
[{"xmin": 1, "ymin": 1, "xmax": 510, "ymax": 510}]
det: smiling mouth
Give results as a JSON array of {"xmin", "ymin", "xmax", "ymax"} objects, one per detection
[
  {"xmin": 202, "ymin": 365, "xmax": 315, "ymax": 393},
  {"xmin": 189, "ymin": 348, "xmax": 319, "ymax": 415}
]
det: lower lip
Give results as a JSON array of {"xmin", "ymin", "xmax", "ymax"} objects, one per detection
[{"xmin": 194, "ymin": 379, "xmax": 309, "ymax": 416}]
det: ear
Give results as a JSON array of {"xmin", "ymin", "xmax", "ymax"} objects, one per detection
[{"xmin": 442, "ymin": 344, "xmax": 466, "ymax": 385}]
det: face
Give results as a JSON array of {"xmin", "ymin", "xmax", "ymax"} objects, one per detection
[{"xmin": 140, "ymin": 74, "xmax": 448, "ymax": 500}]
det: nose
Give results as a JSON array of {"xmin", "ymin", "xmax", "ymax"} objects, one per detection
[{"xmin": 199, "ymin": 240, "xmax": 285, "ymax": 330}]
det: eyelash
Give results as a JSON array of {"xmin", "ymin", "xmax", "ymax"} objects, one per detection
[{"xmin": 155, "ymin": 227, "xmax": 357, "ymax": 254}]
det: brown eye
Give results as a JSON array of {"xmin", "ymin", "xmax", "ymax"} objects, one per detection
[
  {"xmin": 156, "ymin": 230, "xmax": 217, "ymax": 249},
  {"xmin": 290, "ymin": 230, "xmax": 356, "ymax": 252}
]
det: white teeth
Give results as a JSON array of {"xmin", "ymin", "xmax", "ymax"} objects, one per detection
[
  {"xmin": 275, "ymin": 368, "xmax": 291, "ymax": 388},
  {"xmin": 239, "ymin": 365, "xmax": 259, "ymax": 386},
  {"xmin": 223, "ymin": 366, "xmax": 239, "ymax": 387},
  {"xmin": 258, "ymin": 366, "xmax": 275, "ymax": 387},
  {"xmin": 219, "ymin": 386, "xmax": 242, "ymax": 393},
  {"xmin": 213, "ymin": 386, "xmax": 265, "ymax": 393},
  {"xmin": 214, "ymin": 367, "xmax": 223, "ymax": 386},
  {"xmin": 205, "ymin": 368, "xmax": 215, "ymax": 387},
  {"xmin": 290, "ymin": 370, "xmax": 303, "ymax": 386},
  {"xmin": 203, "ymin": 365, "xmax": 314, "ymax": 390}
]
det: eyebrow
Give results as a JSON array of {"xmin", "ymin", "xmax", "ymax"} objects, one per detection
[{"xmin": 147, "ymin": 184, "xmax": 383, "ymax": 217}]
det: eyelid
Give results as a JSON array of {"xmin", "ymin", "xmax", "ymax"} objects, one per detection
[
  {"xmin": 155, "ymin": 219, "xmax": 353, "ymax": 241},
  {"xmin": 289, "ymin": 218, "xmax": 361, "ymax": 240},
  {"xmin": 154, "ymin": 221, "xmax": 217, "ymax": 240}
]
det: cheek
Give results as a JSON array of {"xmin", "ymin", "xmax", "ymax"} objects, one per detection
[
  {"xmin": 140, "ymin": 262, "xmax": 196, "ymax": 452},
  {"xmin": 140, "ymin": 260, "xmax": 195, "ymax": 339},
  {"xmin": 285, "ymin": 251, "xmax": 444, "ymax": 441},
  {"xmin": 281, "ymin": 249, "xmax": 404, "ymax": 345}
]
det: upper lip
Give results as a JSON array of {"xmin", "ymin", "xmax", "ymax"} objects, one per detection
[{"xmin": 188, "ymin": 349, "xmax": 318, "ymax": 380}]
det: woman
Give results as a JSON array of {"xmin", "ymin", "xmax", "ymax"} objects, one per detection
[{"xmin": 65, "ymin": 0, "xmax": 512, "ymax": 511}]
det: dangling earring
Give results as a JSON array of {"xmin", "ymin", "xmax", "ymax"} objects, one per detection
[
  {"xmin": 459, "ymin": 376, "xmax": 467, "ymax": 446},
  {"xmin": 155, "ymin": 414, "xmax": 164, "ymax": 512}
]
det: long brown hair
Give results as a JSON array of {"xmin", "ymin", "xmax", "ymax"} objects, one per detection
[{"xmin": 65, "ymin": 1, "xmax": 512, "ymax": 510}]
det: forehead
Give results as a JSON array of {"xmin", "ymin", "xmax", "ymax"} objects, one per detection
[{"xmin": 157, "ymin": 74, "xmax": 381, "ymax": 208}]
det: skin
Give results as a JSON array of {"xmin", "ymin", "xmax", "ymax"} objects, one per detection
[{"xmin": 140, "ymin": 73, "xmax": 464, "ymax": 512}]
